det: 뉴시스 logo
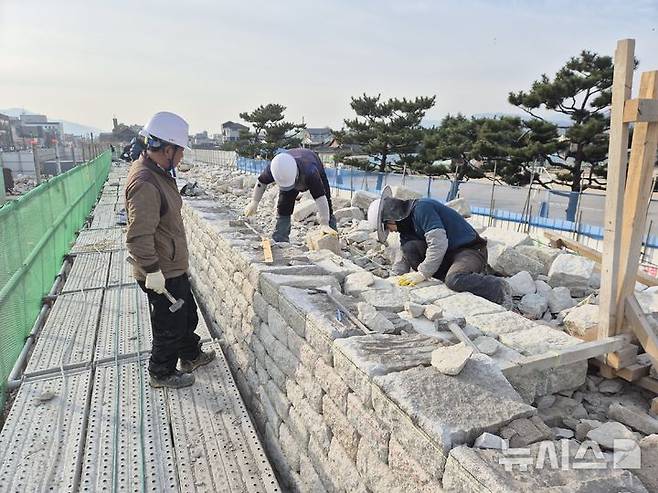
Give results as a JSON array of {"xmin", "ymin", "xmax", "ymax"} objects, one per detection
[{"xmin": 499, "ymin": 438, "xmax": 641, "ymax": 471}]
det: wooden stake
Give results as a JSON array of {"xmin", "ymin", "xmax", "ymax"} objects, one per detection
[
  {"xmin": 599, "ymin": 39, "xmax": 635, "ymax": 339},
  {"xmin": 616, "ymin": 71, "xmax": 658, "ymax": 333},
  {"xmin": 624, "ymin": 295, "xmax": 658, "ymax": 366},
  {"xmin": 262, "ymin": 238, "xmax": 273, "ymax": 263}
]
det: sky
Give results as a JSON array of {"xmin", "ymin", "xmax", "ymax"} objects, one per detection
[{"xmin": 1, "ymin": 0, "xmax": 657, "ymax": 134}]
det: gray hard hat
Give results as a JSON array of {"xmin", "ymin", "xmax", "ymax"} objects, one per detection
[{"xmin": 367, "ymin": 186, "xmax": 416, "ymax": 243}]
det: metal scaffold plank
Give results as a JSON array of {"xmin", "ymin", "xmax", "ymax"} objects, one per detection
[
  {"xmin": 167, "ymin": 341, "xmax": 280, "ymax": 493},
  {"xmin": 95, "ymin": 285, "xmax": 152, "ymax": 361},
  {"xmin": 80, "ymin": 360, "xmax": 178, "ymax": 492},
  {"xmin": 96, "ymin": 196, "xmax": 118, "ymax": 207},
  {"xmin": 0, "ymin": 369, "xmax": 92, "ymax": 492},
  {"xmin": 25, "ymin": 290, "xmax": 103, "ymax": 375},
  {"xmin": 70, "ymin": 228, "xmax": 125, "ymax": 254},
  {"xmin": 108, "ymin": 251, "xmax": 135, "ymax": 287},
  {"xmin": 90, "ymin": 208, "xmax": 120, "ymax": 229},
  {"xmin": 61, "ymin": 252, "xmax": 111, "ymax": 293}
]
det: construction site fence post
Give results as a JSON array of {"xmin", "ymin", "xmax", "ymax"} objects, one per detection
[{"xmin": 0, "ymin": 150, "xmax": 111, "ymax": 409}]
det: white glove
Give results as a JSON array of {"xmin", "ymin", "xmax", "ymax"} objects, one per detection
[
  {"xmin": 244, "ymin": 201, "xmax": 258, "ymax": 217},
  {"xmin": 398, "ymin": 271, "xmax": 426, "ymax": 287},
  {"xmin": 145, "ymin": 270, "xmax": 166, "ymax": 294}
]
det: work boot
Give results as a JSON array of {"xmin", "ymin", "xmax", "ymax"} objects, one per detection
[
  {"xmin": 149, "ymin": 370, "xmax": 195, "ymax": 389},
  {"xmin": 179, "ymin": 349, "xmax": 216, "ymax": 373},
  {"xmin": 272, "ymin": 215, "xmax": 292, "ymax": 242}
]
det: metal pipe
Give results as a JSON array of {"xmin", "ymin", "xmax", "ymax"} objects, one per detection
[{"xmin": 6, "ymin": 257, "xmax": 71, "ymax": 390}]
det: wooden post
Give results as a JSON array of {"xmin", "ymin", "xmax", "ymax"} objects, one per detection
[
  {"xmin": 616, "ymin": 71, "xmax": 658, "ymax": 333},
  {"xmin": 599, "ymin": 39, "xmax": 635, "ymax": 339},
  {"xmin": 55, "ymin": 142, "xmax": 62, "ymax": 174},
  {"xmin": 32, "ymin": 143, "xmax": 42, "ymax": 184}
]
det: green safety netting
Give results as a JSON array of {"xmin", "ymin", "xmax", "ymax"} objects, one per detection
[{"xmin": 0, "ymin": 151, "xmax": 111, "ymax": 408}]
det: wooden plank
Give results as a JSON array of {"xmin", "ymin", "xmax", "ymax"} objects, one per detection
[
  {"xmin": 261, "ymin": 238, "xmax": 273, "ymax": 263},
  {"xmin": 617, "ymin": 71, "xmax": 658, "ymax": 332},
  {"xmin": 637, "ymin": 376, "xmax": 658, "ymax": 394},
  {"xmin": 623, "ymin": 98, "xmax": 658, "ymax": 123},
  {"xmin": 544, "ymin": 232, "xmax": 658, "ymax": 287},
  {"xmin": 596, "ymin": 344, "xmax": 639, "ymax": 369},
  {"xmin": 625, "ymin": 295, "xmax": 658, "ymax": 365},
  {"xmin": 591, "ymin": 357, "xmax": 651, "ymax": 382},
  {"xmin": 599, "ymin": 39, "xmax": 635, "ymax": 338},
  {"xmin": 500, "ymin": 335, "xmax": 628, "ymax": 377}
]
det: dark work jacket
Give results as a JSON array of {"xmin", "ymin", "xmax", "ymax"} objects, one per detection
[
  {"xmin": 257, "ymin": 148, "xmax": 331, "ymax": 200},
  {"xmin": 399, "ymin": 198, "xmax": 478, "ymax": 252}
]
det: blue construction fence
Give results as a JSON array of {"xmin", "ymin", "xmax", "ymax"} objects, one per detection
[{"xmin": 235, "ymin": 156, "xmax": 658, "ymax": 250}]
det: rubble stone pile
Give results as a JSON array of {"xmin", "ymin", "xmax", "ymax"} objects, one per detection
[{"xmin": 179, "ymin": 161, "xmax": 656, "ymax": 492}]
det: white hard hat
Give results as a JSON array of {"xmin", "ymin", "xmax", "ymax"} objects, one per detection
[
  {"xmin": 367, "ymin": 186, "xmax": 393, "ymax": 242},
  {"xmin": 139, "ymin": 111, "xmax": 190, "ymax": 149},
  {"xmin": 271, "ymin": 153, "xmax": 298, "ymax": 190}
]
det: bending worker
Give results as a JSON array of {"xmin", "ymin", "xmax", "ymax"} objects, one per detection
[
  {"xmin": 125, "ymin": 111, "xmax": 215, "ymax": 389},
  {"xmin": 368, "ymin": 186, "xmax": 512, "ymax": 307},
  {"xmin": 244, "ymin": 148, "xmax": 336, "ymax": 242}
]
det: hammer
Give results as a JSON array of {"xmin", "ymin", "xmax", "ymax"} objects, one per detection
[{"xmin": 126, "ymin": 257, "xmax": 185, "ymax": 312}]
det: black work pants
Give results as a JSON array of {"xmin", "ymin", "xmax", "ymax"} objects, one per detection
[
  {"xmin": 402, "ymin": 238, "xmax": 506, "ymax": 303},
  {"xmin": 137, "ymin": 273, "xmax": 201, "ymax": 378}
]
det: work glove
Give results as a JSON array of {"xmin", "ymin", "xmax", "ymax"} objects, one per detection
[
  {"xmin": 398, "ymin": 271, "xmax": 426, "ymax": 287},
  {"xmin": 244, "ymin": 201, "xmax": 258, "ymax": 217},
  {"xmin": 317, "ymin": 224, "xmax": 338, "ymax": 237},
  {"xmin": 145, "ymin": 270, "xmax": 166, "ymax": 294}
]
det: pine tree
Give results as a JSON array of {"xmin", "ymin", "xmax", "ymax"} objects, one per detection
[
  {"xmin": 508, "ymin": 50, "xmax": 626, "ymax": 220},
  {"xmin": 336, "ymin": 94, "xmax": 436, "ymax": 173},
  {"xmin": 237, "ymin": 104, "xmax": 305, "ymax": 158}
]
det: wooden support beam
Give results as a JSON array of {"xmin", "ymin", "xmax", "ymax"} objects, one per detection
[
  {"xmin": 637, "ymin": 376, "xmax": 658, "ymax": 394},
  {"xmin": 544, "ymin": 232, "xmax": 658, "ymax": 287},
  {"xmin": 625, "ymin": 295, "xmax": 658, "ymax": 366},
  {"xmin": 616, "ymin": 71, "xmax": 658, "ymax": 333},
  {"xmin": 592, "ymin": 358, "xmax": 651, "ymax": 382},
  {"xmin": 623, "ymin": 98, "xmax": 658, "ymax": 123},
  {"xmin": 500, "ymin": 335, "xmax": 628, "ymax": 377},
  {"xmin": 597, "ymin": 344, "xmax": 639, "ymax": 369},
  {"xmin": 599, "ymin": 39, "xmax": 635, "ymax": 339}
]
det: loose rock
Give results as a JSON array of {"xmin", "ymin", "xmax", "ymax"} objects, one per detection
[
  {"xmin": 587, "ymin": 421, "xmax": 636, "ymax": 450},
  {"xmin": 518, "ymin": 293, "xmax": 549, "ymax": 320},
  {"xmin": 608, "ymin": 402, "xmax": 658, "ymax": 435},
  {"xmin": 507, "ymin": 271, "xmax": 536, "ymax": 297},
  {"xmin": 473, "ymin": 432, "xmax": 506, "ymax": 450},
  {"xmin": 431, "ymin": 342, "xmax": 473, "ymax": 376}
]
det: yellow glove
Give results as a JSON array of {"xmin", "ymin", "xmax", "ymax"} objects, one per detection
[
  {"xmin": 244, "ymin": 201, "xmax": 258, "ymax": 217},
  {"xmin": 398, "ymin": 271, "xmax": 426, "ymax": 287},
  {"xmin": 318, "ymin": 225, "xmax": 338, "ymax": 237}
]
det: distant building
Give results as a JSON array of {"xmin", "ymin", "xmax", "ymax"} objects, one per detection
[
  {"xmin": 192, "ymin": 131, "xmax": 217, "ymax": 148},
  {"xmin": 297, "ymin": 127, "xmax": 334, "ymax": 148},
  {"xmin": 99, "ymin": 117, "xmax": 141, "ymax": 144},
  {"xmin": 14, "ymin": 113, "xmax": 64, "ymax": 147},
  {"xmin": 221, "ymin": 121, "xmax": 249, "ymax": 142},
  {"xmin": 0, "ymin": 113, "xmax": 15, "ymax": 150}
]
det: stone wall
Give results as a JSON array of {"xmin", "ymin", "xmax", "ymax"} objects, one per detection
[{"xmin": 181, "ymin": 197, "xmax": 550, "ymax": 492}]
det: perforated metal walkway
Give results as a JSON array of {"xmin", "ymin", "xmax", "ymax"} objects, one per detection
[{"xmin": 0, "ymin": 168, "xmax": 280, "ymax": 492}]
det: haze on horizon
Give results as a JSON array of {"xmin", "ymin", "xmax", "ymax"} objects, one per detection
[{"xmin": 1, "ymin": 0, "xmax": 656, "ymax": 134}]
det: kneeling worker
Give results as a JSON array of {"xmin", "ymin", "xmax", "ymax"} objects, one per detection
[
  {"xmin": 244, "ymin": 148, "xmax": 336, "ymax": 242},
  {"xmin": 368, "ymin": 186, "xmax": 511, "ymax": 306},
  {"xmin": 126, "ymin": 111, "xmax": 215, "ymax": 389}
]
